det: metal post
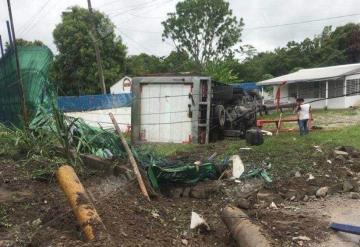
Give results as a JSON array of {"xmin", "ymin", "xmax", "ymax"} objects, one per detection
[
  {"xmin": 0, "ymin": 35, "xmax": 4, "ymax": 56},
  {"xmin": 7, "ymin": 0, "xmax": 29, "ymax": 126},
  {"xmin": 325, "ymin": 81, "xmax": 328, "ymax": 108},
  {"xmin": 87, "ymin": 0, "xmax": 106, "ymax": 95},
  {"xmin": 6, "ymin": 20, "xmax": 13, "ymax": 49}
]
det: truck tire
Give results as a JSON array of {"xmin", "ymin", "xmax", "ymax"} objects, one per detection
[{"xmin": 245, "ymin": 128, "xmax": 264, "ymax": 146}]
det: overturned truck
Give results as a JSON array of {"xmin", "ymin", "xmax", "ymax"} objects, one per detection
[{"xmin": 131, "ymin": 76, "xmax": 263, "ymax": 144}]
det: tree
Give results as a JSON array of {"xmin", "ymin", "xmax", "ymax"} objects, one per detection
[
  {"xmin": 126, "ymin": 53, "xmax": 165, "ymax": 76},
  {"xmin": 162, "ymin": 0, "xmax": 244, "ymax": 67},
  {"xmin": 52, "ymin": 6, "xmax": 127, "ymax": 95},
  {"xmin": 5, "ymin": 39, "xmax": 44, "ymax": 52}
]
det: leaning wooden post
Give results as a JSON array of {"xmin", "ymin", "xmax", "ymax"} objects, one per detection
[
  {"xmin": 276, "ymin": 113, "xmax": 283, "ymax": 136},
  {"xmin": 109, "ymin": 113, "xmax": 150, "ymax": 201},
  {"xmin": 56, "ymin": 165, "xmax": 109, "ymax": 242}
]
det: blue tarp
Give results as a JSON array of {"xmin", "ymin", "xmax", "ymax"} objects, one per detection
[
  {"xmin": 231, "ymin": 82, "xmax": 260, "ymax": 91},
  {"xmin": 57, "ymin": 93, "xmax": 132, "ymax": 112}
]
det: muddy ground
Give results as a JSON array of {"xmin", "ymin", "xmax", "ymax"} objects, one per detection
[{"xmin": 1, "ymin": 142, "xmax": 360, "ymax": 247}]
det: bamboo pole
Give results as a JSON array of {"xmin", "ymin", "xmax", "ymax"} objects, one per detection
[
  {"xmin": 56, "ymin": 165, "xmax": 109, "ymax": 241},
  {"xmin": 109, "ymin": 113, "xmax": 150, "ymax": 201}
]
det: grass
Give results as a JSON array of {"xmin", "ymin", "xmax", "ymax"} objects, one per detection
[{"xmin": 145, "ymin": 125, "xmax": 360, "ymax": 179}]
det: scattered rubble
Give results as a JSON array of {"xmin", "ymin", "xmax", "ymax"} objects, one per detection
[{"xmin": 316, "ymin": 187, "xmax": 329, "ymax": 197}]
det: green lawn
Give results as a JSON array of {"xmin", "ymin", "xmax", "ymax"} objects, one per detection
[{"xmin": 144, "ymin": 125, "xmax": 360, "ymax": 178}]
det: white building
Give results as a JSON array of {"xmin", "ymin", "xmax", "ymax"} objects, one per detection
[
  {"xmin": 110, "ymin": 76, "xmax": 132, "ymax": 94},
  {"xmin": 257, "ymin": 63, "xmax": 360, "ymax": 109}
]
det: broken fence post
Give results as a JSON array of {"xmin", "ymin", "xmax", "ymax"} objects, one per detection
[
  {"xmin": 56, "ymin": 165, "xmax": 109, "ymax": 242},
  {"xmin": 221, "ymin": 205, "xmax": 271, "ymax": 247},
  {"xmin": 109, "ymin": 113, "xmax": 151, "ymax": 201}
]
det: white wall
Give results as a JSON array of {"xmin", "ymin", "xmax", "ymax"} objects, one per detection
[
  {"xmin": 273, "ymin": 85, "xmax": 290, "ymax": 104},
  {"xmin": 65, "ymin": 107, "xmax": 131, "ymax": 132}
]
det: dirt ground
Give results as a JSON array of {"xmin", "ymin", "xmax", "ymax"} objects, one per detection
[{"xmin": 1, "ymin": 142, "xmax": 360, "ymax": 247}]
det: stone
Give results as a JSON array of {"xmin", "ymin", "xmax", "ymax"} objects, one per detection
[
  {"xmin": 182, "ymin": 187, "xmax": 191, "ymax": 198},
  {"xmin": 257, "ymin": 189, "xmax": 275, "ymax": 202},
  {"xmin": 316, "ymin": 187, "xmax": 328, "ymax": 197},
  {"xmin": 349, "ymin": 192, "xmax": 360, "ymax": 199},
  {"xmin": 181, "ymin": 239, "xmax": 188, "ymax": 246},
  {"xmin": 237, "ymin": 198, "xmax": 251, "ymax": 210},
  {"xmin": 169, "ymin": 187, "xmax": 184, "ymax": 198},
  {"xmin": 303, "ymin": 195, "xmax": 309, "ymax": 202},
  {"xmin": 295, "ymin": 171, "xmax": 301, "ymax": 177},
  {"xmin": 190, "ymin": 181, "xmax": 220, "ymax": 199},
  {"xmin": 343, "ymin": 180, "xmax": 354, "ymax": 192}
]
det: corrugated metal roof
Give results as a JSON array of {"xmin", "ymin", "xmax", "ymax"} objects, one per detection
[{"xmin": 257, "ymin": 63, "xmax": 360, "ymax": 86}]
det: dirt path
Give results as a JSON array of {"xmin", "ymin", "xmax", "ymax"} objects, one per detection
[{"xmin": 309, "ymin": 196, "xmax": 360, "ymax": 247}]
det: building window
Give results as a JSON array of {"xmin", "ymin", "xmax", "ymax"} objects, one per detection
[
  {"xmin": 328, "ymin": 79, "xmax": 344, "ymax": 98},
  {"xmin": 295, "ymin": 81, "xmax": 326, "ymax": 99},
  {"xmin": 346, "ymin": 79, "xmax": 360, "ymax": 96}
]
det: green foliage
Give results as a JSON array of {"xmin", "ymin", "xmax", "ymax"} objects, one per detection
[
  {"xmin": 126, "ymin": 53, "xmax": 165, "ymax": 75},
  {"xmin": 235, "ymin": 23, "xmax": 360, "ymax": 82},
  {"xmin": 203, "ymin": 58, "xmax": 239, "ymax": 82},
  {"xmin": 52, "ymin": 6, "xmax": 127, "ymax": 95},
  {"xmin": 5, "ymin": 39, "xmax": 44, "ymax": 52},
  {"xmin": 162, "ymin": 0, "xmax": 244, "ymax": 66}
]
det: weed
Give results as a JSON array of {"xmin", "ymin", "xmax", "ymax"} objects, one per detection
[{"xmin": 0, "ymin": 205, "xmax": 11, "ymax": 228}]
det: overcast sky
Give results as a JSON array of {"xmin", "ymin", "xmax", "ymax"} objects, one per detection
[{"xmin": 1, "ymin": 0, "xmax": 360, "ymax": 57}]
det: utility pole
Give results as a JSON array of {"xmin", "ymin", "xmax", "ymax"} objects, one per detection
[
  {"xmin": 87, "ymin": 0, "xmax": 106, "ymax": 95},
  {"xmin": 7, "ymin": 0, "xmax": 29, "ymax": 126},
  {"xmin": 0, "ymin": 35, "xmax": 4, "ymax": 56},
  {"xmin": 6, "ymin": 20, "xmax": 13, "ymax": 49}
]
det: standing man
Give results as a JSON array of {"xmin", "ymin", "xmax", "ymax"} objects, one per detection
[{"xmin": 295, "ymin": 98, "xmax": 311, "ymax": 135}]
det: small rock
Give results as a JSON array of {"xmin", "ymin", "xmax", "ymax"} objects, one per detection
[
  {"xmin": 269, "ymin": 202, "xmax": 278, "ymax": 209},
  {"xmin": 290, "ymin": 196, "xmax": 296, "ymax": 201},
  {"xmin": 343, "ymin": 180, "xmax": 354, "ymax": 192},
  {"xmin": 32, "ymin": 218, "xmax": 42, "ymax": 226},
  {"xmin": 181, "ymin": 239, "xmax": 188, "ymax": 246},
  {"xmin": 257, "ymin": 190, "xmax": 275, "ymax": 202},
  {"xmin": 295, "ymin": 171, "xmax": 301, "ymax": 178},
  {"xmin": 303, "ymin": 195, "xmax": 309, "ymax": 202},
  {"xmin": 316, "ymin": 187, "xmax": 328, "ymax": 197},
  {"xmin": 327, "ymin": 160, "xmax": 332, "ymax": 164},
  {"xmin": 334, "ymin": 150, "xmax": 349, "ymax": 156},
  {"xmin": 349, "ymin": 192, "xmax": 360, "ymax": 199}
]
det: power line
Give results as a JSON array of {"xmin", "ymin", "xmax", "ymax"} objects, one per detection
[
  {"xmin": 245, "ymin": 13, "xmax": 360, "ymax": 31},
  {"xmin": 18, "ymin": 0, "xmax": 54, "ymax": 36},
  {"xmin": 108, "ymin": 0, "xmax": 175, "ymax": 18}
]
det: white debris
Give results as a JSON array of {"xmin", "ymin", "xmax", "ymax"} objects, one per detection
[
  {"xmin": 239, "ymin": 147, "xmax": 252, "ymax": 150},
  {"xmin": 190, "ymin": 212, "xmax": 210, "ymax": 231},
  {"xmin": 292, "ymin": 236, "xmax": 311, "ymax": 241},
  {"xmin": 327, "ymin": 160, "xmax": 332, "ymax": 164},
  {"xmin": 261, "ymin": 130, "xmax": 273, "ymax": 136},
  {"xmin": 295, "ymin": 171, "xmax": 301, "ymax": 178},
  {"xmin": 307, "ymin": 174, "xmax": 315, "ymax": 181},
  {"xmin": 313, "ymin": 145, "xmax": 323, "ymax": 153},
  {"xmin": 269, "ymin": 202, "xmax": 278, "ymax": 209},
  {"xmin": 229, "ymin": 155, "xmax": 245, "ymax": 179}
]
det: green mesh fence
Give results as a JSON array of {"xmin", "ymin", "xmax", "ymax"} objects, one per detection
[{"xmin": 0, "ymin": 46, "xmax": 53, "ymax": 126}]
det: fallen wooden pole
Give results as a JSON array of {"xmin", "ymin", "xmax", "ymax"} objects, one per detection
[
  {"xmin": 109, "ymin": 113, "xmax": 150, "ymax": 201},
  {"xmin": 56, "ymin": 165, "xmax": 109, "ymax": 242},
  {"xmin": 221, "ymin": 205, "xmax": 271, "ymax": 247}
]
